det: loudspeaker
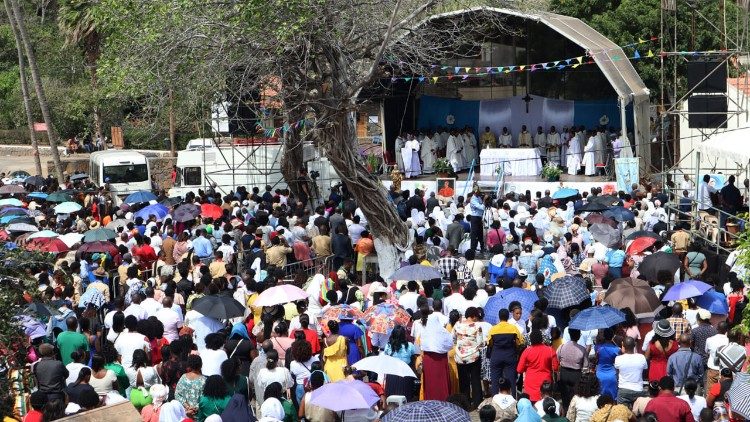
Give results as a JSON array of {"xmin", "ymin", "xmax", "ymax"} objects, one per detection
[
  {"xmin": 687, "ymin": 60, "xmax": 727, "ymax": 93},
  {"xmin": 688, "ymin": 95, "xmax": 727, "ymax": 128}
]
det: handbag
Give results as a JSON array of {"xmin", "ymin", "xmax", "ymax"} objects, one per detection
[{"xmin": 129, "ymin": 370, "xmax": 153, "ymax": 409}]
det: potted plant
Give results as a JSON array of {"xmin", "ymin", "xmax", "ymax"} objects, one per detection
[
  {"xmin": 365, "ymin": 153, "xmax": 380, "ymax": 173},
  {"xmin": 541, "ymin": 162, "xmax": 562, "ymax": 182},
  {"xmin": 433, "ymin": 158, "xmax": 452, "ymax": 178}
]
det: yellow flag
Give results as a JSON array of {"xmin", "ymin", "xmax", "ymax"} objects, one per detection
[
  {"xmin": 576, "ymin": 56, "xmax": 583, "ymax": 64},
  {"xmin": 464, "ymin": 67, "xmax": 471, "ymax": 73},
  {"xmin": 432, "ymin": 76, "xmax": 439, "ymax": 83},
  {"xmin": 638, "ymin": 38, "xmax": 646, "ymax": 44},
  {"xmin": 647, "ymin": 49, "xmax": 654, "ymax": 57}
]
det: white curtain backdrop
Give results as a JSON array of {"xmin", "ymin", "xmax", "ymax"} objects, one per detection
[{"xmin": 478, "ymin": 95, "xmax": 574, "ymax": 146}]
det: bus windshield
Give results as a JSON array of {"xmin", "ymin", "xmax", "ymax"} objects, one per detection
[{"xmin": 102, "ymin": 164, "xmax": 148, "ymax": 184}]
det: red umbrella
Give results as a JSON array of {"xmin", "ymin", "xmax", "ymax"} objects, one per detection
[
  {"xmin": 76, "ymin": 240, "xmax": 119, "ymax": 256},
  {"xmin": 200, "ymin": 203, "xmax": 223, "ymax": 219},
  {"xmin": 626, "ymin": 236, "xmax": 657, "ymax": 255},
  {"xmin": 26, "ymin": 238, "xmax": 69, "ymax": 253}
]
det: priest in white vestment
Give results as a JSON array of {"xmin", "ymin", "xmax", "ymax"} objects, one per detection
[
  {"xmin": 547, "ymin": 126, "xmax": 561, "ymax": 166},
  {"xmin": 499, "ymin": 127, "xmax": 513, "ymax": 147},
  {"xmin": 403, "ymin": 136, "xmax": 422, "ymax": 178},
  {"xmin": 420, "ymin": 134, "xmax": 436, "ymax": 173},
  {"xmin": 437, "ymin": 129, "xmax": 449, "ymax": 155},
  {"xmin": 446, "ymin": 131, "xmax": 466, "ymax": 172},
  {"xmin": 534, "ymin": 126, "xmax": 547, "ymax": 163},
  {"xmin": 566, "ymin": 131, "xmax": 582, "ymax": 175},
  {"xmin": 395, "ymin": 135, "xmax": 406, "ymax": 171},
  {"xmin": 560, "ymin": 126, "xmax": 569, "ymax": 167},
  {"xmin": 594, "ymin": 129, "xmax": 605, "ymax": 166},
  {"xmin": 463, "ymin": 128, "xmax": 477, "ymax": 169},
  {"xmin": 518, "ymin": 125, "xmax": 532, "ymax": 147},
  {"xmin": 583, "ymin": 133, "xmax": 597, "ymax": 176}
]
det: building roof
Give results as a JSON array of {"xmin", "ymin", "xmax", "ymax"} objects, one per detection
[{"xmin": 421, "ymin": 6, "xmax": 650, "ymax": 105}]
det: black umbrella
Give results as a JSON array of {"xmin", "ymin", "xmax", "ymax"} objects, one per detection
[
  {"xmin": 70, "ymin": 173, "xmax": 89, "ymax": 181},
  {"xmin": 24, "ymin": 176, "xmax": 46, "ymax": 187},
  {"xmin": 637, "ymin": 251, "xmax": 682, "ymax": 282},
  {"xmin": 160, "ymin": 196, "xmax": 183, "ymax": 208},
  {"xmin": 173, "ymin": 204, "xmax": 201, "ymax": 222},
  {"xmin": 192, "ymin": 295, "xmax": 245, "ymax": 320},
  {"xmin": 7, "ymin": 216, "xmax": 35, "ymax": 225},
  {"xmin": 579, "ymin": 202, "xmax": 610, "ymax": 212},
  {"xmin": 589, "ymin": 194, "xmax": 622, "ymax": 207},
  {"xmin": 624, "ymin": 230, "xmax": 662, "ymax": 242}
]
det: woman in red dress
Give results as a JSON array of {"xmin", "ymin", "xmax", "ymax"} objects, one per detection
[
  {"xmin": 645, "ymin": 320, "xmax": 677, "ymax": 382},
  {"xmin": 516, "ymin": 329, "xmax": 559, "ymax": 402},
  {"xmin": 418, "ymin": 312, "xmax": 454, "ymax": 401}
]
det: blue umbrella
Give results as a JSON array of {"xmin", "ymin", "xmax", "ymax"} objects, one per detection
[
  {"xmin": 662, "ymin": 279, "xmax": 712, "ymax": 301},
  {"xmin": 54, "ymin": 201, "xmax": 82, "ymax": 214},
  {"xmin": 0, "ymin": 207, "xmax": 28, "ymax": 216},
  {"xmin": 0, "ymin": 214, "xmax": 24, "ymax": 224},
  {"xmin": 603, "ymin": 206, "xmax": 635, "ymax": 222},
  {"xmin": 551, "ymin": 187, "xmax": 579, "ymax": 200},
  {"xmin": 27, "ymin": 192, "xmax": 48, "ymax": 200},
  {"xmin": 0, "ymin": 198, "xmax": 23, "ymax": 207},
  {"xmin": 134, "ymin": 203, "xmax": 169, "ymax": 222},
  {"xmin": 569, "ymin": 306, "xmax": 626, "ymax": 330},
  {"xmin": 484, "ymin": 287, "xmax": 539, "ymax": 324},
  {"xmin": 124, "ymin": 190, "xmax": 157, "ymax": 204},
  {"xmin": 388, "ymin": 264, "xmax": 443, "ymax": 281},
  {"xmin": 696, "ymin": 288, "xmax": 729, "ymax": 315}
]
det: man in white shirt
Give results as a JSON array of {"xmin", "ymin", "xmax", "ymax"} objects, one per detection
[
  {"xmin": 185, "ymin": 309, "xmax": 225, "ymax": 350},
  {"xmin": 698, "ymin": 174, "xmax": 717, "ymax": 211},
  {"xmin": 114, "ymin": 315, "xmax": 150, "ymax": 367},
  {"xmin": 614, "ymin": 337, "xmax": 649, "ymax": 406},
  {"xmin": 123, "ymin": 294, "xmax": 149, "ymax": 320},
  {"xmin": 348, "ymin": 216, "xmax": 366, "ymax": 244},
  {"xmin": 398, "ymin": 280, "xmax": 421, "ymax": 314},
  {"xmin": 705, "ymin": 321, "xmax": 729, "ymax": 392},
  {"xmin": 140, "ymin": 287, "xmax": 163, "ymax": 317},
  {"xmin": 443, "ymin": 280, "xmax": 470, "ymax": 317},
  {"xmin": 155, "ymin": 296, "xmax": 183, "ymax": 342}
]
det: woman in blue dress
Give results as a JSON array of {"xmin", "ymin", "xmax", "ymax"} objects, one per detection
[
  {"xmin": 595, "ymin": 328, "xmax": 620, "ymax": 399},
  {"xmin": 338, "ymin": 318, "xmax": 364, "ymax": 365}
]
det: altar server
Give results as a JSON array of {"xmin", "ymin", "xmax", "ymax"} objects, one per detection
[
  {"xmin": 534, "ymin": 126, "xmax": 547, "ymax": 164},
  {"xmin": 583, "ymin": 130, "xmax": 597, "ymax": 176},
  {"xmin": 395, "ymin": 134, "xmax": 406, "ymax": 171},
  {"xmin": 421, "ymin": 132, "xmax": 436, "ymax": 173},
  {"xmin": 446, "ymin": 130, "xmax": 466, "ymax": 172},
  {"xmin": 566, "ymin": 128, "xmax": 582, "ymax": 175},
  {"xmin": 480, "ymin": 127, "xmax": 496, "ymax": 149},
  {"xmin": 463, "ymin": 127, "xmax": 478, "ymax": 169},
  {"xmin": 404, "ymin": 135, "xmax": 422, "ymax": 178},
  {"xmin": 499, "ymin": 127, "xmax": 512, "ymax": 147},
  {"xmin": 518, "ymin": 125, "xmax": 532, "ymax": 147}
]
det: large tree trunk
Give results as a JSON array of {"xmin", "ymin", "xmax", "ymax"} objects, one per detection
[
  {"xmin": 315, "ymin": 113, "xmax": 409, "ymax": 278},
  {"xmin": 280, "ymin": 114, "xmax": 305, "ymax": 200},
  {"xmin": 4, "ymin": 0, "xmax": 41, "ymax": 176},
  {"xmin": 168, "ymin": 89, "xmax": 176, "ymax": 156},
  {"xmin": 9, "ymin": 0, "xmax": 64, "ymax": 183},
  {"xmin": 85, "ymin": 34, "xmax": 103, "ymax": 149}
]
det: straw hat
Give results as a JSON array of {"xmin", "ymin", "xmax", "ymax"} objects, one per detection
[{"xmin": 89, "ymin": 220, "xmax": 100, "ymax": 229}]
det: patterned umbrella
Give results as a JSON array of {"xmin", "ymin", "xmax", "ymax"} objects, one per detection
[
  {"xmin": 728, "ymin": 372, "xmax": 750, "ymax": 419},
  {"xmin": 603, "ymin": 277, "xmax": 663, "ymax": 318},
  {"xmin": 124, "ymin": 190, "xmax": 157, "ymax": 204},
  {"xmin": 363, "ymin": 303, "xmax": 411, "ymax": 335},
  {"xmin": 543, "ymin": 275, "xmax": 590, "ymax": 309},
  {"xmin": 200, "ymin": 203, "xmax": 223, "ymax": 219},
  {"xmin": 638, "ymin": 251, "xmax": 681, "ymax": 282},
  {"xmin": 662, "ymin": 279, "xmax": 712, "ymax": 301},
  {"xmin": 173, "ymin": 204, "xmax": 201, "ymax": 222},
  {"xmin": 320, "ymin": 304, "xmax": 364, "ymax": 333},
  {"xmin": 626, "ymin": 236, "xmax": 657, "ymax": 255},
  {"xmin": 78, "ymin": 289, "xmax": 106, "ymax": 309},
  {"xmin": 83, "ymin": 228, "xmax": 117, "ymax": 243},
  {"xmin": 382, "ymin": 400, "xmax": 470, "ymax": 422},
  {"xmin": 569, "ymin": 306, "xmax": 626, "ymax": 330},
  {"xmin": 484, "ymin": 287, "xmax": 539, "ymax": 324}
]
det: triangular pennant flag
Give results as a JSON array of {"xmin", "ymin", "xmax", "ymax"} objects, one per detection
[
  {"xmin": 576, "ymin": 56, "xmax": 583, "ymax": 64},
  {"xmin": 431, "ymin": 76, "xmax": 439, "ymax": 83},
  {"xmin": 404, "ymin": 77, "xmax": 412, "ymax": 82},
  {"xmin": 557, "ymin": 64, "xmax": 567, "ymax": 70},
  {"xmin": 634, "ymin": 50, "xmax": 641, "ymax": 59},
  {"xmin": 504, "ymin": 69, "xmax": 511, "ymax": 73},
  {"xmin": 530, "ymin": 64, "xmax": 538, "ymax": 72},
  {"xmin": 638, "ymin": 38, "xmax": 646, "ymax": 44},
  {"xmin": 647, "ymin": 49, "xmax": 654, "ymax": 57},
  {"xmin": 391, "ymin": 77, "xmax": 397, "ymax": 83},
  {"xmin": 519, "ymin": 65, "xmax": 526, "ymax": 71},
  {"xmin": 650, "ymin": 36, "xmax": 658, "ymax": 40},
  {"xmin": 473, "ymin": 67, "xmax": 481, "ymax": 72},
  {"xmin": 418, "ymin": 77, "xmax": 425, "ymax": 83},
  {"xmin": 509, "ymin": 66, "xmax": 516, "ymax": 71},
  {"xmin": 496, "ymin": 67, "xmax": 503, "ymax": 72},
  {"xmin": 566, "ymin": 58, "xmax": 572, "ymax": 64},
  {"xmin": 553, "ymin": 61, "xmax": 560, "ymax": 66},
  {"xmin": 462, "ymin": 74, "xmax": 469, "ymax": 80},
  {"xmin": 447, "ymin": 75, "xmax": 454, "ymax": 80},
  {"xmin": 455, "ymin": 67, "xmax": 461, "ymax": 74},
  {"xmin": 464, "ymin": 67, "xmax": 471, "ymax": 73},
  {"xmin": 441, "ymin": 66, "xmax": 448, "ymax": 70},
  {"xmin": 572, "ymin": 63, "xmax": 580, "ymax": 68}
]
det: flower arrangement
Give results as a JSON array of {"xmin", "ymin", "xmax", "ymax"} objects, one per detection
[
  {"xmin": 541, "ymin": 162, "xmax": 562, "ymax": 181},
  {"xmin": 433, "ymin": 158, "xmax": 453, "ymax": 175}
]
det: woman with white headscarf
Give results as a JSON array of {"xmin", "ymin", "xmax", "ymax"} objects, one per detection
[
  {"xmin": 417, "ymin": 310, "xmax": 454, "ymax": 401},
  {"xmin": 158, "ymin": 401, "xmax": 188, "ymax": 422},
  {"xmin": 141, "ymin": 384, "xmax": 169, "ymax": 422}
]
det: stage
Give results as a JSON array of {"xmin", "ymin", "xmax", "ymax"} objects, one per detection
[{"xmin": 381, "ymin": 172, "xmax": 619, "ymax": 199}]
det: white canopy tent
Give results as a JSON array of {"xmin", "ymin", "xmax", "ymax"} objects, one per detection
[{"xmin": 697, "ymin": 127, "xmax": 750, "ymax": 166}]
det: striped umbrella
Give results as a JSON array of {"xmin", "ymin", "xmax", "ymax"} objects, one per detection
[
  {"xmin": 728, "ymin": 372, "xmax": 750, "ymax": 418},
  {"xmin": 543, "ymin": 275, "xmax": 590, "ymax": 309},
  {"xmin": 382, "ymin": 400, "xmax": 470, "ymax": 422}
]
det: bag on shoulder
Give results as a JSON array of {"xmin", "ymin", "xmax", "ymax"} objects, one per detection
[{"xmin": 716, "ymin": 342, "xmax": 746, "ymax": 372}]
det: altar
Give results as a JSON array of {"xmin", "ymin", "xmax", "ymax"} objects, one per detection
[{"xmin": 479, "ymin": 148, "xmax": 543, "ymax": 176}]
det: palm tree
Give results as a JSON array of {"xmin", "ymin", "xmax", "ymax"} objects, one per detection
[
  {"xmin": 7, "ymin": 0, "xmax": 64, "ymax": 183},
  {"xmin": 58, "ymin": 0, "xmax": 104, "ymax": 147},
  {"xmin": 3, "ymin": 0, "xmax": 41, "ymax": 176}
]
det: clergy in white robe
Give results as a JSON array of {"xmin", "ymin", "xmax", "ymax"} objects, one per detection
[
  {"xmin": 534, "ymin": 127, "xmax": 547, "ymax": 161},
  {"xmin": 437, "ymin": 130, "xmax": 449, "ymax": 155},
  {"xmin": 518, "ymin": 125, "xmax": 532, "ymax": 147},
  {"xmin": 594, "ymin": 129, "xmax": 605, "ymax": 165},
  {"xmin": 395, "ymin": 135, "xmax": 406, "ymax": 171},
  {"xmin": 547, "ymin": 126, "xmax": 561, "ymax": 165},
  {"xmin": 583, "ymin": 134, "xmax": 597, "ymax": 176},
  {"xmin": 404, "ymin": 136, "xmax": 422, "ymax": 178},
  {"xmin": 420, "ymin": 135, "xmax": 436, "ymax": 173},
  {"xmin": 560, "ymin": 126, "xmax": 569, "ymax": 167},
  {"xmin": 566, "ymin": 131, "xmax": 582, "ymax": 175},
  {"xmin": 463, "ymin": 129, "xmax": 477, "ymax": 169},
  {"xmin": 499, "ymin": 127, "xmax": 513, "ymax": 147},
  {"xmin": 446, "ymin": 132, "xmax": 466, "ymax": 172},
  {"xmin": 619, "ymin": 134, "xmax": 634, "ymax": 159}
]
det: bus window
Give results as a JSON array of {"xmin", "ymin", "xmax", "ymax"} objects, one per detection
[
  {"xmin": 102, "ymin": 164, "xmax": 148, "ymax": 184},
  {"xmin": 183, "ymin": 167, "xmax": 201, "ymax": 186}
]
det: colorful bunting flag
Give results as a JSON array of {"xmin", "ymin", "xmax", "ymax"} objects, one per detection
[
  {"xmin": 634, "ymin": 50, "xmax": 641, "ymax": 59},
  {"xmin": 647, "ymin": 49, "xmax": 654, "ymax": 57},
  {"xmin": 431, "ymin": 76, "xmax": 438, "ymax": 83}
]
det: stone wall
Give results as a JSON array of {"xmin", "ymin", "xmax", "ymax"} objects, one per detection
[{"xmin": 46, "ymin": 155, "xmax": 177, "ymax": 190}]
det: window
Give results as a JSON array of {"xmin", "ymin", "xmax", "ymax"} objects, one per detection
[
  {"xmin": 183, "ymin": 167, "xmax": 201, "ymax": 186},
  {"xmin": 102, "ymin": 164, "xmax": 148, "ymax": 184}
]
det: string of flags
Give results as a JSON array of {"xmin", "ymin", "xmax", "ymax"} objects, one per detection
[
  {"xmin": 255, "ymin": 118, "xmax": 308, "ymax": 137},
  {"xmin": 387, "ymin": 36, "xmax": 661, "ymax": 83}
]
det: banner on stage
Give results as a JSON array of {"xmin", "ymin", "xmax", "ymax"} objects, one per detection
[
  {"xmin": 436, "ymin": 178, "xmax": 456, "ymax": 202},
  {"xmin": 614, "ymin": 157, "xmax": 639, "ymax": 192}
]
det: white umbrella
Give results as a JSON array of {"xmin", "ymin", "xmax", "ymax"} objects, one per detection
[
  {"xmin": 6, "ymin": 223, "xmax": 37, "ymax": 233},
  {"xmin": 27, "ymin": 230, "xmax": 59, "ymax": 240},
  {"xmin": 58, "ymin": 233, "xmax": 84, "ymax": 247},
  {"xmin": 253, "ymin": 284, "xmax": 308, "ymax": 307},
  {"xmin": 352, "ymin": 354, "xmax": 417, "ymax": 379}
]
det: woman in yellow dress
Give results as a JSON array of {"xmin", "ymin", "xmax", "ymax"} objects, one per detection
[
  {"xmin": 322, "ymin": 320, "xmax": 347, "ymax": 382},
  {"xmin": 446, "ymin": 310, "xmax": 461, "ymax": 394}
]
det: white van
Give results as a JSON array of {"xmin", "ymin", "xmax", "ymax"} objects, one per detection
[{"xmin": 89, "ymin": 150, "xmax": 151, "ymax": 196}]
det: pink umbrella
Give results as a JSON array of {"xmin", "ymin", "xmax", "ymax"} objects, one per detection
[{"xmin": 253, "ymin": 284, "xmax": 308, "ymax": 307}]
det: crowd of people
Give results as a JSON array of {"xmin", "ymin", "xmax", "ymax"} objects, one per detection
[
  {"xmin": 4, "ymin": 169, "xmax": 750, "ymax": 422},
  {"xmin": 393, "ymin": 125, "xmax": 634, "ymax": 178}
]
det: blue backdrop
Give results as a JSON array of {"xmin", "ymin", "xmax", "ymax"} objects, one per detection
[{"xmin": 416, "ymin": 96, "xmax": 480, "ymax": 131}]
